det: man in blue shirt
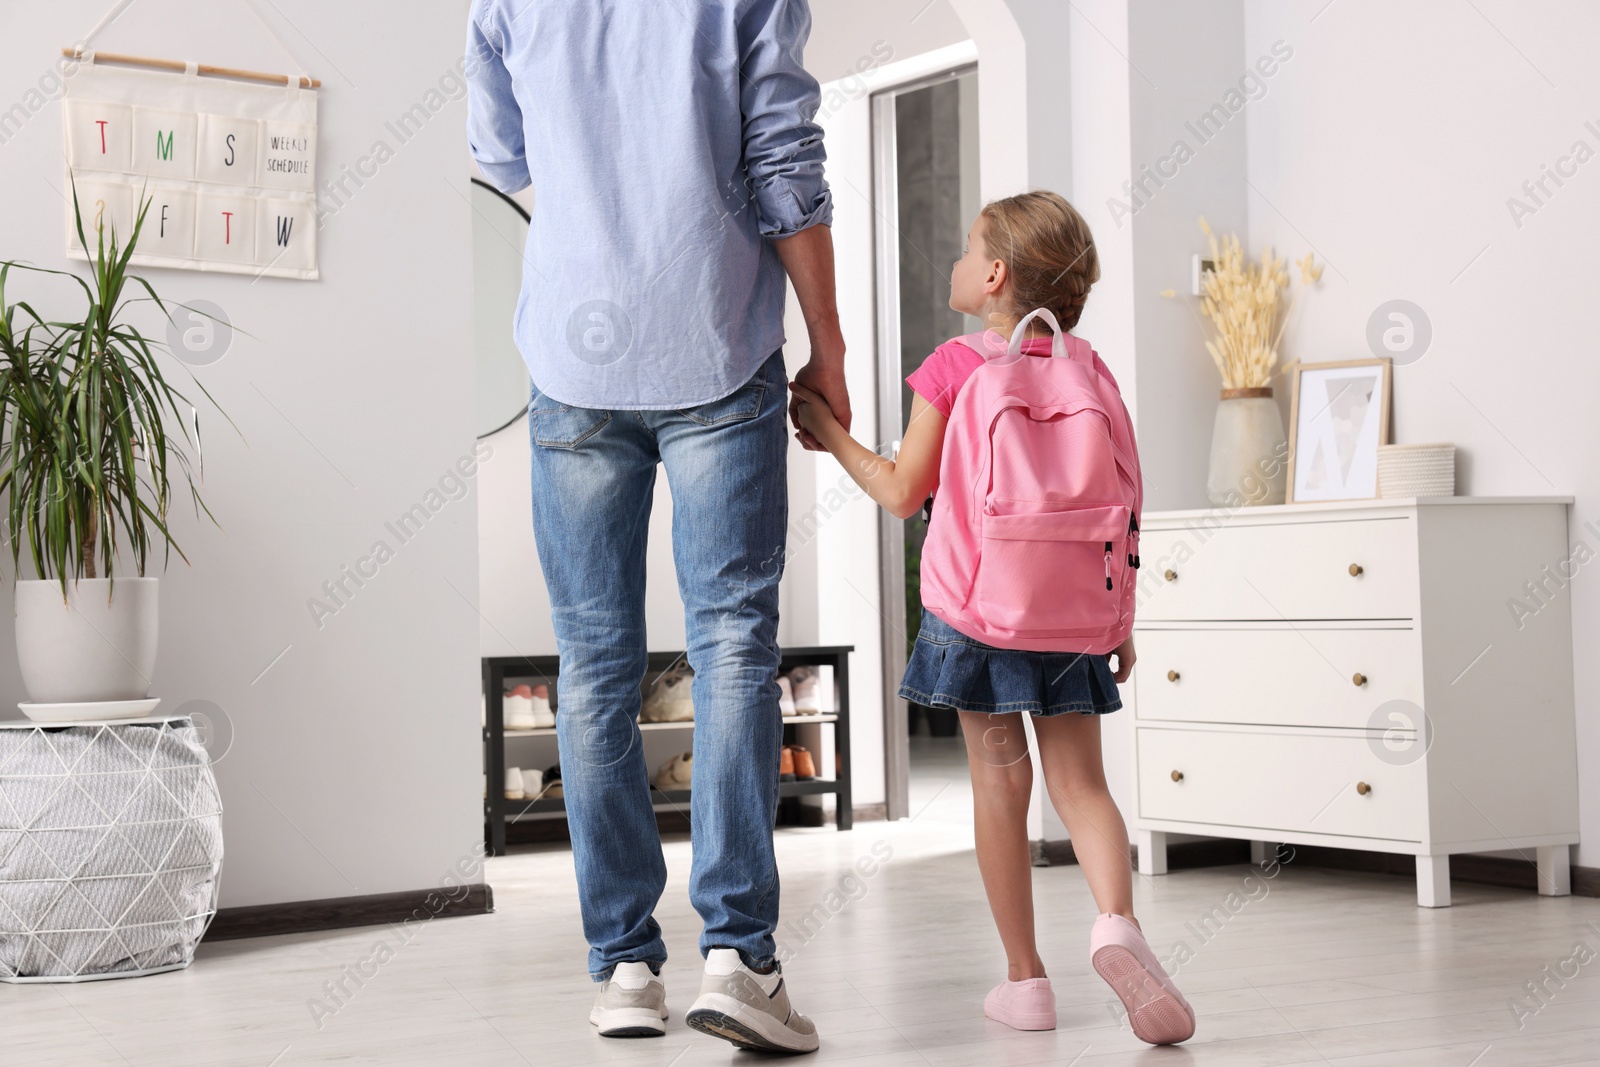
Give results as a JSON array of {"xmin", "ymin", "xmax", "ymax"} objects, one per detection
[{"xmin": 467, "ymin": 0, "xmax": 845, "ymax": 1052}]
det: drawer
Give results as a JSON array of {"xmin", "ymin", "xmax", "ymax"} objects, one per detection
[
  {"xmin": 1137, "ymin": 726, "xmax": 1425, "ymax": 842},
  {"xmin": 1133, "ymin": 627, "xmax": 1423, "ymax": 730},
  {"xmin": 1138, "ymin": 518, "xmax": 1418, "ymax": 621}
]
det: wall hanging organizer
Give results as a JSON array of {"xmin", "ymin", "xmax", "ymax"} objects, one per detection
[{"xmin": 60, "ymin": 0, "xmax": 321, "ymax": 280}]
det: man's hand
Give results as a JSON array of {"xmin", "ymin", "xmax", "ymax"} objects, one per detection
[
  {"xmin": 773, "ymin": 225, "xmax": 848, "ymax": 451},
  {"xmin": 791, "ymin": 341, "xmax": 849, "ymax": 451}
]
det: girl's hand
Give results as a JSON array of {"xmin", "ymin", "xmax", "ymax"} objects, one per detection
[
  {"xmin": 1111, "ymin": 636, "xmax": 1136, "ymax": 683},
  {"xmin": 789, "ymin": 382, "xmax": 839, "ymax": 443}
]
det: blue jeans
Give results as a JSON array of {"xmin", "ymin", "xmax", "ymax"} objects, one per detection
[{"xmin": 527, "ymin": 349, "xmax": 789, "ymax": 980}]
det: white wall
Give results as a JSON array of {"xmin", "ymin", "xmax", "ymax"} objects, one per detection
[
  {"xmin": 0, "ymin": 1, "xmax": 479, "ymax": 906},
  {"xmin": 1244, "ymin": 0, "xmax": 1599, "ymax": 866},
  {"xmin": 807, "ymin": 0, "xmax": 968, "ymax": 82},
  {"xmin": 1127, "ymin": 0, "xmax": 1251, "ymax": 514}
]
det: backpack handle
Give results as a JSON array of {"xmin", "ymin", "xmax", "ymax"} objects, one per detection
[{"xmin": 1008, "ymin": 308, "xmax": 1078, "ymax": 360}]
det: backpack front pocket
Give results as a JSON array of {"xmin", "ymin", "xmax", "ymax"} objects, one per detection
[{"xmin": 972, "ymin": 504, "xmax": 1131, "ymax": 636}]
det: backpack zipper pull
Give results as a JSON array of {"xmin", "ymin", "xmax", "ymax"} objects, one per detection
[{"xmin": 1104, "ymin": 542, "xmax": 1113, "ymax": 591}]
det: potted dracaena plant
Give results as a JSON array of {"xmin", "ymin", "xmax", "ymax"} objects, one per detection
[{"xmin": 0, "ymin": 186, "xmax": 223, "ymax": 720}]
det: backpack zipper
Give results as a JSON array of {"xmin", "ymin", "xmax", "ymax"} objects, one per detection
[{"xmin": 1104, "ymin": 542, "xmax": 1113, "ymax": 591}]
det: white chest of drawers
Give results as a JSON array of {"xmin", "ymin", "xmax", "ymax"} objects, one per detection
[{"xmin": 1130, "ymin": 497, "xmax": 1578, "ymax": 907}]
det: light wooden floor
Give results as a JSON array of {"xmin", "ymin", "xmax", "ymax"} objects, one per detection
[{"xmin": 9, "ymin": 737, "xmax": 1600, "ymax": 1065}]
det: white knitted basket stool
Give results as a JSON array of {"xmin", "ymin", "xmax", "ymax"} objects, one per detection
[{"xmin": 0, "ymin": 715, "xmax": 223, "ymax": 982}]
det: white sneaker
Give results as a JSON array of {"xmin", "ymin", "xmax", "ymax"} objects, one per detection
[
  {"xmin": 504, "ymin": 685, "xmax": 536, "ymax": 730},
  {"xmin": 652, "ymin": 752, "xmax": 693, "ymax": 792},
  {"xmin": 522, "ymin": 767, "xmax": 545, "ymax": 799},
  {"xmin": 787, "ymin": 668, "xmax": 821, "ymax": 715},
  {"xmin": 687, "ymin": 948, "xmax": 819, "ymax": 1053},
  {"xmin": 641, "ymin": 666, "xmax": 695, "ymax": 723},
  {"xmin": 504, "ymin": 767, "xmax": 525, "ymax": 800},
  {"xmin": 530, "ymin": 683, "xmax": 555, "ymax": 728},
  {"xmin": 590, "ymin": 961, "xmax": 667, "ymax": 1038},
  {"xmin": 777, "ymin": 675, "xmax": 796, "ymax": 716}
]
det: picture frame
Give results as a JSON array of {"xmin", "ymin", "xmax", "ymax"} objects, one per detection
[{"xmin": 1286, "ymin": 358, "xmax": 1393, "ymax": 504}]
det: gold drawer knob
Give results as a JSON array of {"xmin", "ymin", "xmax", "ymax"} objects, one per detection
[
  {"xmin": 1349, "ymin": 563, "xmax": 1364, "ymax": 577},
  {"xmin": 1171, "ymin": 770, "xmax": 1184, "ymax": 782},
  {"xmin": 1356, "ymin": 781, "xmax": 1372, "ymax": 796},
  {"xmin": 1167, "ymin": 669, "xmax": 1180, "ymax": 683},
  {"xmin": 1352, "ymin": 672, "xmax": 1367, "ymax": 687},
  {"xmin": 1164, "ymin": 568, "xmax": 1178, "ymax": 582}
]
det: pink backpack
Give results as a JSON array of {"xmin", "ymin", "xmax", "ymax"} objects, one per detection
[{"xmin": 921, "ymin": 310, "xmax": 1143, "ymax": 654}]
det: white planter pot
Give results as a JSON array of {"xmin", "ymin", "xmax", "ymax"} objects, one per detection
[
  {"xmin": 1206, "ymin": 389, "xmax": 1287, "ymax": 506},
  {"xmin": 14, "ymin": 578, "xmax": 159, "ymax": 704}
]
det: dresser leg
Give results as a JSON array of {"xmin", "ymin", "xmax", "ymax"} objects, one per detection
[
  {"xmin": 1250, "ymin": 840, "xmax": 1271, "ymax": 868},
  {"xmin": 1536, "ymin": 845, "xmax": 1572, "ymax": 897},
  {"xmin": 1137, "ymin": 830, "xmax": 1168, "ymax": 875},
  {"xmin": 1416, "ymin": 854, "xmax": 1451, "ymax": 907}
]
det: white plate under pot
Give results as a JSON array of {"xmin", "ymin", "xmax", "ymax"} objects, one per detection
[{"xmin": 17, "ymin": 698, "xmax": 162, "ymax": 723}]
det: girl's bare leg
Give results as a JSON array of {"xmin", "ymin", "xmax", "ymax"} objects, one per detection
[
  {"xmin": 959, "ymin": 710, "xmax": 1046, "ymax": 980},
  {"xmin": 1031, "ymin": 712, "xmax": 1136, "ymax": 925}
]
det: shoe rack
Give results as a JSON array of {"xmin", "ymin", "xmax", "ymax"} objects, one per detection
[{"xmin": 482, "ymin": 646, "xmax": 855, "ymax": 857}]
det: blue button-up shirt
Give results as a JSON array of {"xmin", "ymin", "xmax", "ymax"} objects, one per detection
[{"xmin": 466, "ymin": 0, "xmax": 833, "ymax": 410}]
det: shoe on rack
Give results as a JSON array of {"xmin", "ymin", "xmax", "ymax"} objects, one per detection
[
  {"xmin": 984, "ymin": 977, "xmax": 1056, "ymax": 1031},
  {"xmin": 504, "ymin": 767, "xmax": 525, "ymax": 801},
  {"xmin": 687, "ymin": 948, "xmax": 819, "ymax": 1053},
  {"xmin": 543, "ymin": 764, "xmax": 563, "ymax": 799},
  {"xmin": 784, "ymin": 744, "xmax": 816, "ymax": 781},
  {"xmin": 641, "ymin": 666, "xmax": 695, "ymax": 723},
  {"xmin": 787, "ymin": 667, "xmax": 820, "ymax": 715},
  {"xmin": 504, "ymin": 685, "xmax": 536, "ymax": 730},
  {"xmin": 652, "ymin": 752, "xmax": 693, "ymax": 792},
  {"xmin": 1091, "ymin": 913, "xmax": 1195, "ymax": 1045},
  {"xmin": 522, "ymin": 767, "xmax": 545, "ymax": 799},
  {"xmin": 590, "ymin": 960, "xmax": 667, "ymax": 1038},
  {"xmin": 777, "ymin": 675, "xmax": 796, "ymax": 716},
  {"xmin": 531, "ymin": 683, "xmax": 555, "ymax": 728},
  {"xmin": 779, "ymin": 747, "xmax": 795, "ymax": 782}
]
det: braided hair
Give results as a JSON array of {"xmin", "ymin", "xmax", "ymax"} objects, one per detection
[{"xmin": 981, "ymin": 190, "xmax": 1100, "ymax": 332}]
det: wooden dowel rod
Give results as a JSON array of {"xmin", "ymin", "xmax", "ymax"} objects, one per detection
[{"xmin": 60, "ymin": 48, "xmax": 320, "ymax": 89}]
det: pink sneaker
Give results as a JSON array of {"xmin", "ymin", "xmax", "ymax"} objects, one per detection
[
  {"xmin": 983, "ymin": 977, "xmax": 1056, "ymax": 1031},
  {"xmin": 1090, "ymin": 914, "xmax": 1194, "ymax": 1045}
]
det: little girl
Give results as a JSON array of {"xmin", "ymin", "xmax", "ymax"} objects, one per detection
[{"xmin": 790, "ymin": 190, "xmax": 1194, "ymax": 1045}]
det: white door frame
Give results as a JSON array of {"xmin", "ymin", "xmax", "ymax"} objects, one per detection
[{"xmin": 871, "ymin": 60, "xmax": 979, "ymax": 821}]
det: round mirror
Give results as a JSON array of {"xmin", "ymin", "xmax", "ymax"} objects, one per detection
[{"xmin": 472, "ymin": 177, "xmax": 532, "ymax": 437}]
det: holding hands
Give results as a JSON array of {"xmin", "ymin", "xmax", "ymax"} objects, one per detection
[{"xmin": 788, "ymin": 381, "xmax": 843, "ymax": 448}]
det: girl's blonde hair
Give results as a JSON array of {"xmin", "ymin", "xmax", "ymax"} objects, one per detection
[{"xmin": 981, "ymin": 190, "xmax": 1100, "ymax": 331}]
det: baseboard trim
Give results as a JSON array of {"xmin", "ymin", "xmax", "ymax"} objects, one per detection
[
  {"xmin": 852, "ymin": 803, "xmax": 888, "ymax": 824},
  {"xmin": 206, "ymin": 883, "xmax": 494, "ymax": 941},
  {"xmin": 1042, "ymin": 838, "xmax": 1598, "ymax": 898}
]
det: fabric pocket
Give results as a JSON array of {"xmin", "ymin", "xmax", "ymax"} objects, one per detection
[
  {"xmin": 530, "ymin": 395, "xmax": 611, "ymax": 449},
  {"xmin": 972, "ymin": 504, "xmax": 1130, "ymax": 636},
  {"xmin": 676, "ymin": 369, "xmax": 767, "ymax": 427}
]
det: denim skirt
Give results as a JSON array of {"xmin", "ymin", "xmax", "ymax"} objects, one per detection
[{"xmin": 898, "ymin": 608, "xmax": 1122, "ymax": 717}]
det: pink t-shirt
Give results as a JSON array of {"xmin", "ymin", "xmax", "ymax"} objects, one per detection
[{"xmin": 906, "ymin": 337, "xmax": 1058, "ymax": 417}]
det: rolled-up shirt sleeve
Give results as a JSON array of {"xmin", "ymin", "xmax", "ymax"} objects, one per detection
[
  {"xmin": 466, "ymin": 0, "xmax": 532, "ymax": 194},
  {"xmin": 738, "ymin": 0, "xmax": 833, "ymax": 238}
]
